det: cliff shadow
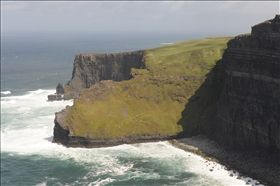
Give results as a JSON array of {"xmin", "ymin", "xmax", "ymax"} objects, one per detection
[{"xmin": 177, "ymin": 59, "xmax": 226, "ymax": 138}]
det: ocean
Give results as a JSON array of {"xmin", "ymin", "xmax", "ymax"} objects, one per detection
[{"xmin": 1, "ymin": 32, "xmax": 260, "ymax": 186}]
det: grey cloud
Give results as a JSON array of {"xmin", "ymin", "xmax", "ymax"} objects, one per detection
[{"xmin": 1, "ymin": 1, "xmax": 279, "ymax": 35}]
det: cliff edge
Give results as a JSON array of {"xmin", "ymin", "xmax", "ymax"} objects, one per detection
[
  {"xmin": 53, "ymin": 37, "xmax": 231, "ymax": 147},
  {"xmin": 212, "ymin": 15, "xmax": 280, "ymax": 150},
  {"xmin": 179, "ymin": 15, "xmax": 280, "ymax": 151},
  {"xmin": 51, "ymin": 15, "xmax": 280, "ymax": 185},
  {"xmin": 63, "ymin": 51, "xmax": 146, "ymax": 99},
  {"xmin": 177, "ymin": 15, "xmax": 280, "ymax": 185}
]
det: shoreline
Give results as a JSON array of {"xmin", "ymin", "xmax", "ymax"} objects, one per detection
[{"xmin": 169, "ymin": 135, "xmax": 280, "ymax": 186}]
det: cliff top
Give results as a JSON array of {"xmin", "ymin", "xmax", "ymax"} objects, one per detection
[
  {"xmin": 251, "ymin": 14, "xmax": 280, "ymax": 35},
  {"xmin": 62, "ymin": 37, "xmax": 232, "ymax": 139},
  {"xmin": 75, "ymin": 50, "xmax": 145, "ymax": 60}
]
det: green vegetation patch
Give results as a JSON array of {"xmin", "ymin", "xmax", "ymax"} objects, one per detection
[{"xmin": 63, "ymin": 37, "xmax": 232, "ymax": 139}]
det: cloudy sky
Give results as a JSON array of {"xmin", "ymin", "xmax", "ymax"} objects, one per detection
[{"xmin": 1, "ymin": 1, "xmax": 279, "ymax": 36}]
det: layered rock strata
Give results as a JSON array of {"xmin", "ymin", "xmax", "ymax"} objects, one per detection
[
  {"xmin": 63, "ymin": 50, "xmax": 145, "ymax": 99},
  {"xmin": 211, "ymin": 15, "xmax": 280, "ymax": 150}
]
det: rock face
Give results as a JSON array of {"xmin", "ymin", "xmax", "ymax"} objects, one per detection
[
  {"xmin": 63, "ymin": 50, "xmax": 146, "ymax": 99},
  {"xmin": 179, "ymin": 15, "xmax": 280, "ymax": 151},
  {"xmin": 47, "ymin": 82, "xmax": 65, "ymax": 101},
  {"xmin": 53, "ymin": 106, "xmax": 71, "ymax": 144},
  {"xmin": 56, "ymin": 83, "xmax": 64, "ymax": 95},
  {"xmin": 51, "ymin": 16, "xmax": 280, "ymax": 184},
  {"xmin": 52, "ymin": 37, "xmax": 230, "ymax": 148},
  {"xmin": 210, "ymin": 15, "xmax": 280, "ymax": 150},
  {"xmin": 53, "ymin": 15, "xmax": 280, "ymax": 152}
]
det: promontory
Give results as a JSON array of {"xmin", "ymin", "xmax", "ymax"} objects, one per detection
[
  {"xmin": 53, "ymin": 15, "xmax": 279, "ymax": 150},
  {"xmin": 51, "ymin": 15, "xmax": 280, "ymax": 184}
]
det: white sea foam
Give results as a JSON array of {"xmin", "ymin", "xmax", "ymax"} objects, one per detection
[
  {"xmin": 35, "ymin": 181, "xmax": 47, "ymax": 186},
  {"xmin": 1, "ymin": 89, "xmax": 73, "ymax": 154},
  {"xmin": 1, "ymin": 90, "xmax": 11, "ymax": 95},
  {"xmin": 90, "ymin": 178, "xmax": 115, "ymax": 186},
  {"xmin": 1, "ymin": 89, "xmax": 263, "ymax": 186},
  {"xmin": 28, "ymin": 89, "xmax": 45, "ymax": 94},
  {"xmin": 177, "ymin": 146, "xmax": 264, "ymax": 186}
]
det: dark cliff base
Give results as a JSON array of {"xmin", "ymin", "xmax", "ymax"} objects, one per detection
[
  {"xmin": 54, "ymin": 134, "xmax": 176, "ymax": 148},
  {"xmin": 53, "ymin": 121, "xmax": 175, "ymax": 148},
  {"xmin": 176, "ymin": 135, "xmax": 280, "ymax": 186},
  {"xmin": 52, "ymin": 106, "xmax": 178, "ymax": 148}
]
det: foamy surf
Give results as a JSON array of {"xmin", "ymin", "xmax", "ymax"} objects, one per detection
[
  {"xmin": 1, "ymin": 89, "xmax": 263, "ymax": 186},
  {"xmin": 1, "ymin": 90, "xmax": 11, "ymax": 95}
]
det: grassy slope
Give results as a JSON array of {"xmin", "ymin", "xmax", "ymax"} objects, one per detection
[{"xmin": 63, "ymin": 37, "xmax": 232, "ymax": 139}]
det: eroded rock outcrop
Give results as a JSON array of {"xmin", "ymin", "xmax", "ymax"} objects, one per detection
[
  {"xmin": 56, "ymin": 83, "xmax": 64, "ymax": 95},
  {"xmin": 63, "ymin": 50, "xmax": 146, "ymax": 99},
  {"xmin": 47, "ymin": 82, "xmax": 65, "ymax": 101},
  {"xmin": 211, "ymin": 15, "xmax": 280, "ymax": 150}
]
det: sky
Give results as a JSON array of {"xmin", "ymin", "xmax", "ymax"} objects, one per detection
[{"xmin": 1, "ymin": 1, "xmax": 279, "ymax": 36}]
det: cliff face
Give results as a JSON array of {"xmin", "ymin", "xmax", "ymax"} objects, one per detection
[
  {"xmin": 64, "ymin": 50, "xmax": 146, "ymax": 99},
  {"xmin": 53, "ymin": 37, "xmax": 231, "ymax": 147},
  {"xmin": 210, "ymin": 15, "xmax": 280, "ymax": 150}
]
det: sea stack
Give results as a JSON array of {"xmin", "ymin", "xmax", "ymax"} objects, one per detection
[{"xmin": 47, "ymin": 82, "xmax": 65, "ymax": 101}]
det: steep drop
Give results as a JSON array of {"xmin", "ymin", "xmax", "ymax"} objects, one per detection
[
  {"xmin": 63, "ymin": 51, "xmax": 146, "ymax": 99},
  {"xmin": 213, "ymin": 15, "xmax": 280, "ymax": 150}
]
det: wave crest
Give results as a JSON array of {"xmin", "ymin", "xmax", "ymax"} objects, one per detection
[{"xmin": 1, "ymin": 91, "xmax": 11, "ymax": 95}]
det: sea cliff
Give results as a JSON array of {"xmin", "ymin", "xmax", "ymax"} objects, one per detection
[
  {"xmin": 212, "ymin": 15, "xmax": 280, "ymax": 150},
  {"xmin": 63, "ymin": 51, "xmax": 146, "ymax": 99},
  {"xmin": 177, "ymin": 15, "xmax": 280, "ymax": 185},
  {"xmin": 52, "ymin": 15, "xmax": 280, "ymax": 185},
  {"xmin": 53, "ymin": 15, "xmax": 280, "ymax": 151},
  {"xmin": 179, "ymin": 15, "xmax": 280, "ymax": 150},
  {"xmin": 53, "ymin": 37, "xmax": 231, "ymax": 147}
]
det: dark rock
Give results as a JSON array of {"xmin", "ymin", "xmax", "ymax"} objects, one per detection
[
  {"xmin": 47, "ymin": 83, "xmax": 65, "ymax": 101},
  {"xmin": 212, "ymin": 14, "xmax": 280, "ymax": 150},
  {"xmin": 53, "ymin": 106, "xmax": 71, "ymax": 144},
  {"xmin": 63, "ymin": 50, "xmax": 146, "ymax": 99},
  {"xmin": 48, "ymin": 95, "xmax": 57, "ymax": 101},
  {"xmin": 178, "ymin": 15, "xmax": 280, "ymax": 185},
  {"xmin": 56, "ymin": 83, "xmax": 64, "ymax": 95},
  {"xmin": 47, "ymin": 94, "xmax": 63, "ymax": 101}
]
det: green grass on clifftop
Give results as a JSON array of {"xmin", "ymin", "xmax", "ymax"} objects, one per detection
[{"xmin": 63, "ymin": 37, "xmax": 232, "ymax": 139}]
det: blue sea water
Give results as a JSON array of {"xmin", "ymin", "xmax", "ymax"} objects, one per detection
[{"xmin": 1, "ymin": 32, "xmax": 256, "ymax": 186}]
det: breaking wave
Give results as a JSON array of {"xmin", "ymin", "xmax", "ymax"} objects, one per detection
[
  {"xmin": 1, "ymin": 90, "xmax": 11, "ymax": 95},
  {"xmin": 1, "ymin": 89, "xmax": 262, "ymax": 186}
]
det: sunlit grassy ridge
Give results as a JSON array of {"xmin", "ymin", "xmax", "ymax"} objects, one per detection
[{"xmin": 63, "ymin": 37, "xmax": 232, "ymax": 139}]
